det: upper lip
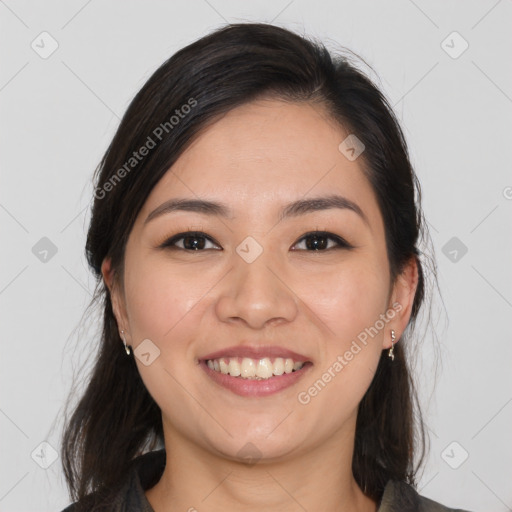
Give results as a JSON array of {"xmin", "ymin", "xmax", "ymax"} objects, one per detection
[{"xmin": 200, "ymin": 345, "xmax": 311, "ymax": 363}]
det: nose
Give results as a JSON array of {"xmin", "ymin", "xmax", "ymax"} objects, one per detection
[{"xmin": 215, "ymin": 249, "xmax": 298, "ymax": 329}]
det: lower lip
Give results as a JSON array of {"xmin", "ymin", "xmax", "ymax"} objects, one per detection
[{"xmin": 199, "ymin": 360, "xmax": 313, "ymax": 397}]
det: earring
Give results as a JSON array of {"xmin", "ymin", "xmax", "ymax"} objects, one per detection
[
  {"xmin": 120, "ymin": 329, "xmax": 131, "ymax": 356},
  {"xmin": 388, "ymin": 330, "xmax": 396, "ymax": 361}
]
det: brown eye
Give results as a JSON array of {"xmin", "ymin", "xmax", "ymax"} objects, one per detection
[
  {"xmin": 160, "ymin": 232, "xmax": 221, "ymax": 251},
  {"xmin": 292, "ymin": 231, "xmax": 353, "ymax": 251}
]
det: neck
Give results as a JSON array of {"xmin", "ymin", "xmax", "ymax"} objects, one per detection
[{"xmin": 145, "ymin": 418, "xmax": 378, "ymax": 512}]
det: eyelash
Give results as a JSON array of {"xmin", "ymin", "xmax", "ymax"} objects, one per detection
[{"xmin": 158, "ymin": 230, "xmax": 354, "ymax": 252}]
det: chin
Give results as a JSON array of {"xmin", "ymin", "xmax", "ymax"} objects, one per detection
[{"xmin": 202, "ymin": 426, "xmax": 305, "ymax": 465}]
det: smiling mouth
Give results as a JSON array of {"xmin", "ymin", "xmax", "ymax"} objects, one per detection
[{"xmin": 204, "ymin": 356, "xmax": 312, "ymax": 380}]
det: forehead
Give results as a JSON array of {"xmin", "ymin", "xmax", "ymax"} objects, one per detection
[
  {"xmin": 138, "ymin": 99, "xmax": 381, "ymax": 227},
  {"xmin": 175, "ymin": 98, "xmax": 352, "ymax": 180}
]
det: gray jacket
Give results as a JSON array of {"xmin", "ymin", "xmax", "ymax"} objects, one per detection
[{"xmin": 61, "ymin": 449, "xmax": 472, "ymax": 511}]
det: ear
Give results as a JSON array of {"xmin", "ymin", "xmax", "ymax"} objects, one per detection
[
  {"xmin": 101, "ymin": 257, "xmax": 129, "ymax": 336},
  {"xmin": 385, "ymin": 256, "xmax": 419, "ymax": 349}
]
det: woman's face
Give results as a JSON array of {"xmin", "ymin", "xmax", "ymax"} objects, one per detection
[{"xmin": 106, "ymin": 98, "xmax": 417, "ymax": 462}]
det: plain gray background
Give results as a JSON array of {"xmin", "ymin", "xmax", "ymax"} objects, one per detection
[{"xmin": 1, "ymin": 1, "xmax": 511, "ymax": 511}]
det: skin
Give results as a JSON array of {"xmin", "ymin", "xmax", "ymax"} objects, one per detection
[{"xmin": 102, "ymin": 98, "xmax": 418, "ymax": 512}]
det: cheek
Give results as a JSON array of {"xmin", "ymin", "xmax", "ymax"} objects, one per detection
[
  {"xmin": 124, "ymin": 258, "xmax": 208, "ymax": 341},
  {"xmin": 295, "ymin": 258, "xmax": 390, "ymax": 342},
  {"xmin": 123, "ymin": 259, "xmax": 208, "ymax": 422},
  {"xmin": 296, "ymin": 268, "xmax": 389, "ymax": 418},
  {"xmin": 293, "ymin": 259, "xmax": 389, "ymax": 404}
]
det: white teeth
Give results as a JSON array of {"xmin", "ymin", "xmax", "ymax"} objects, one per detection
[
  {"xmin": 206, "ymin": 356, "xmax": 306, "ymax": 380},
  {"xmin": 273, "ymin": 357, "xmax": 285, "ymax": 375},
  {"xmin": 219, "ymin": 359, "xmax": 229, "ymax": 374},
  {"xmin": 256, "ymin": 358, "xmax": 273, "ymax": 379},
  {"xmin": 228, "ymin": 358, "xmax": 241, "ymax": 376},
  {"xmin": 240, "ymin": 358, "xmax": 256, "ymax": 378}
]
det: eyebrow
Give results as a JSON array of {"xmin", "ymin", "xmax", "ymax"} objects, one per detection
[{"xmin": 144, "ymin": 194, "xmax": 369, "ymax": 226}]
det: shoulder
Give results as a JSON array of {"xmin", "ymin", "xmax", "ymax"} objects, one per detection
[
  {"xmin": 58, "ymin": 494, "xmax": 96, "ymax": 512},
  {"xmin": 379, "ymin": 480, "xmax": 473, "ymax": 512},
  {"xmin": 58, "ymin": 491, "xmax": 100, "ymax": 512},
  {"xmin": 58, "ymin": 449, "xmax": 165, "ymax": 512},
  {"xmin": 58, "ymin": 492, "xmax": 116, "ymax": 512},
  {"xmin": 60, "ymin": 505, "xmax": 79, "ymax": 512}
]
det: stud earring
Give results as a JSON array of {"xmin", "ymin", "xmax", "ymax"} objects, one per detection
[
  {"xmin": 120, "ymin": 329, "xmax": 131, "ymax": 356},
  {"xmin": 388, "ymin": 330, "xmax": 396, "ymax": 361}
]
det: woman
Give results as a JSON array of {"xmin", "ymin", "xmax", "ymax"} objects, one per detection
[{"xmin": 60, "ymin": 22, "xmax": 471, "ymax": 512}]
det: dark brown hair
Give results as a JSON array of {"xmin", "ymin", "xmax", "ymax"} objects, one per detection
[{"xmin": 61, "ymin": 22, "xmax": 432, "ymax": 509}]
